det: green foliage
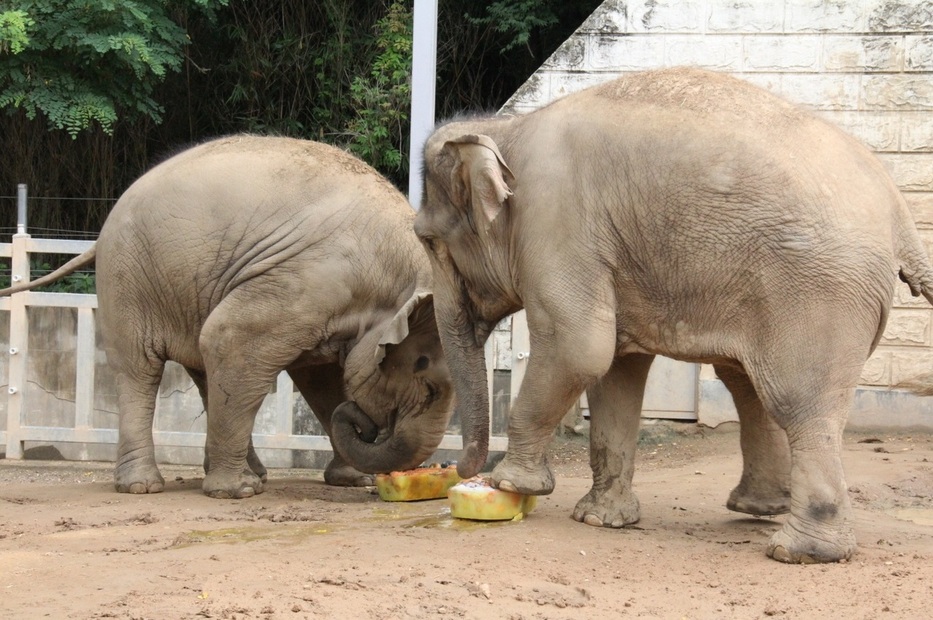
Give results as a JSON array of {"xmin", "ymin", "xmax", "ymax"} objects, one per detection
[
  {"xmin": 466, "ymin": 0, "xmax": 559, "ymax": 52},
  {"xmin": 0, "ymin": 0, "xmax": 602, "ymax": 235},
  {"xmin": 0, "ymin": 1, "xmax": 226, "ymax": 137},
  {"xmin": 0, "ymin": 9, "xmax": 33, "ymax": 54},
  {"xmin": 345, "ymin": 1, "xmax": 412, "ymax": 175},
  {"xmin": 31, "ymin": 261, "xmax": 96, "ymax": 293},
  {"xmin": 0, "ymin": 259, "xmax": 95, "ymax": 293}
]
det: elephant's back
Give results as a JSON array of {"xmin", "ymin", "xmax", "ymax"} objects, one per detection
[
  {"xmin": 536, "ymin": 67, "xmax": 902, "ymax": 247},
  {"xmin": 99, "ymin": 134, "xmax": 414, "ymax": 263},
  {"xmin": 104, "ymin": 135, "xmax": 411, "ymax": 234},
  {"xmin": 586, "ymin": 67, "xmax": 806, "ymax": 131},
  {"xmin": 94, "ymin": 135, "xmax": 420, "ymax": 359}
]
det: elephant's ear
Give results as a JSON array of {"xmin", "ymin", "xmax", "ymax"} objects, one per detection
[
  {"xmin": 443, "ymin": 134, "xmax": 514, "ymax": 228},
  {"xmin": 376, "ymin": 290, "xmax": 434, "ymax": 364}
]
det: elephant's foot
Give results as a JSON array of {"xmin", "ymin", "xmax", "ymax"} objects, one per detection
[
  {"xmin": 767, "ymin": 517, "xmax": 856, "ymax": 564},
  {"xmin": 205, "ymin": 450, "xmax": 268, "ymax": 482},
  {"xmin": 114, "ymin": 459, "xmax": 165, "ymax": 494},
  {"xmin": 202, "ymin": 468, "xmax": 264, "ymax": 499},
  {"xmin": 247, "ymin": 450, "xmax": 268, "ymax": 483},
  {"xmin": 489, "ymin": 455, "xmax": 555, "ymax": 496},
  {"xmin": 727, "ymin": 483, "xmax": 791, "ymax": 516},
  {"xmin": 572, "ymin": 487, "xmax": 640, "ymax": 528},
  {"xmin": 323, "ymin": 460, "xmax": 374, "ymax": 487}
]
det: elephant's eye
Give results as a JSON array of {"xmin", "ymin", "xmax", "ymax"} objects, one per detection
[{"xmin": 414, "ymin": 355, "xmax": 430, "ymax": 372}]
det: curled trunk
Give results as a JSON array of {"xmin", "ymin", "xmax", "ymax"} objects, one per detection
[{"xmin": 330, "ymin": 401, "xmax": 432, "ymax": 474}]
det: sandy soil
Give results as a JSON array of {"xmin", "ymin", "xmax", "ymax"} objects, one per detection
[{"xmin": 1, "ymin": 424, "xmax": 931, "ymax": 619}]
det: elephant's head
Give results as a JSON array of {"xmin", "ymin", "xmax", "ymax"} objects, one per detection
[
  {"xmin": 414, "ymin": 126, "xmax": 521, "ymax": 480},
  {"xmin": 330, "ymin": 289, "xmax": 454, "ymax": 474}
]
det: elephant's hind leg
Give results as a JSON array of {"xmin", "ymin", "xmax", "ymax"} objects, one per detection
[
  {"xmin": 572, "ymin": 353, "xmax": 653, "ymax": 528},
  {"xmin": 714, "ymin": 364, "xmax": 791, "ymax": 516},
  {"xmin": 750, "ymin": 349, "xmax": 863, "ymax": 563},
  {"xmin": 113, "ymin": 357, "xmax": 166, "ymax": 494}
]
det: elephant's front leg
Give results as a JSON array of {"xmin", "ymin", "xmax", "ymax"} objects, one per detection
[
  {"xmin": 188, "ymin": 366, "xmax": 269, "ymax": 484},
  {"xmin": 490, "ymin": 306, "xmax": 616, "ymax": 496},
  {"xmin": 289, "ymin": 365, "xmax": 374, "ymax": 487},
  {"xmin": 202, "ymin": 438, "xmax": 268, "ymax": 484},
  {"xmin": 572, "ymin": 353, "xmax": 653, "ymax": 528},
  {"xmin": 199, "ymin": 305, "xmax": 291, "ymax": 499},
  {"xmin": 201, "ymin": 383, "xmax": 268, "ymax": 499}
]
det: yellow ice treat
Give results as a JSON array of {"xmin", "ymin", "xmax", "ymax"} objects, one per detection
[
  {"xmin": 448, "ymin": 477, "xmax": 537, "ymax": 521},
  {"xmin": 375, "ymin": 465, "xmax": 461, "ymax": 501}
]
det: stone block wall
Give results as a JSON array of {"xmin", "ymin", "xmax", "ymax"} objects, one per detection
[{"xmin": 502, "ymin": 0, "xmax": 933, "ymax": 397}]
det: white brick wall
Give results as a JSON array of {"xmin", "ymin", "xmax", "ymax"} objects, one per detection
[{"xmin": 501, "ymin": 0, "xmax": 933, "ymax": 392}]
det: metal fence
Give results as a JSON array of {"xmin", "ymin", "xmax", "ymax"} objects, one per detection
[{"xmin": 1, "ymin": 185, "xmax": 509, "ymax": 465}]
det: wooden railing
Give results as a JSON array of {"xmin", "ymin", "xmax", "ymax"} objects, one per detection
[{"xmin": 1, "ymin": 230, "xmax": 508, "ymax": 463}]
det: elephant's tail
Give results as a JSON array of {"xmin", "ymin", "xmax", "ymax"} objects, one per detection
[
  {"xmin": 0, "ymin": 245, "xmax": 97, "ymax": 296},
  {"xmin": 897, "ymin": 260, "xmax": 933, "ymax": 308},
  {"xmin": 892, "ymin": 241, "xmax": 933, "ymax": 394},
  {"xmin": 896, "ymin": 199, "xmax": 933, "ymax": 308}
]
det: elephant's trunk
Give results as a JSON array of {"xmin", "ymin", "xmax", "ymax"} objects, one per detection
[
  {"xmin": 436, "ymin": 310, "xmax": 490, "ymax": 480},
  {"xmin": 330, "ymin": 401, "xmax": 432, "ymax": 474},
  {"xmin": 449, "ymin": 344, "xmax": 490, "ymax": 480}
]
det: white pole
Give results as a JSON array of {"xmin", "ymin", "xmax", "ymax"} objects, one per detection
[
  {"xmin": 408, "ymin": 0, "xmax": 438, "ymax": 211},
  {"xmin": 17, "ymin": 183, "xmax": 27, "ymax": 234}
]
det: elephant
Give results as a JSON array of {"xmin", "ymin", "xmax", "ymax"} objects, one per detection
[
  {"xmin": 414, "ymin": 67, "xmax": 933, "ymax": 563},
  {"xmin": 2, "ymin": 135, "xmax": 454, "ymax": 499}
]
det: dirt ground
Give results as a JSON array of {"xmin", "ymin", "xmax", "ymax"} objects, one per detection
[{"xmin": 1, "ymin": 424, "xmax": 931, "ymax": 620}]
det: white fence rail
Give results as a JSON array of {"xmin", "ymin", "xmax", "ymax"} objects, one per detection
[{"xmin": 2, "ymin": 231, "xmax": 508, "ymax": 464}]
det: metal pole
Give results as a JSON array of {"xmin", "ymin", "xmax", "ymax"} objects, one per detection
[
  {"xmin": 408, "ymin": 0, "xmax": 438, "ymax": 211},
  {"xmin": 17, "ymin": 183, "xmax": 27, "ymax": 234}
]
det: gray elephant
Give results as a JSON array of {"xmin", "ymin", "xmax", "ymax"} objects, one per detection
[
  {"xmin": 415, "ymin": 67, "xmax": 933, "ymax": 563},
  {"xmin": 2, "ymin": 135, "xmax": 453, "ymax": 499}
]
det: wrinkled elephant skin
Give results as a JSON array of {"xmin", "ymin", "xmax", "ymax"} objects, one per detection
[
  {"xmin": 2, "ymin": 136, "xmax": 453, "ymax": 498},
  {"xmin": 416, "ymin": 67, "xmax": 933, "ymax": 563}
]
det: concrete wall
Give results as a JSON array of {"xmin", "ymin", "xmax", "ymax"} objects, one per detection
[{"xmin": 501, "ymin": 0, "xmax": 933, "ymax": 428}]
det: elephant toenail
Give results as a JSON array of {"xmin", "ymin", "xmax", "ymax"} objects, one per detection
[
  {"xmin": 769, "ymin": 545, "xmax": 792, "ymax": 563},
  {"xmin": 583, "ymin": 514, "xmax": 604, "ymax": 527}
]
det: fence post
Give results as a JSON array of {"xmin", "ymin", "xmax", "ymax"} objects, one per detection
[
  {"xmin": 275, "ymin": 372, "xmax": 294, "ymax": 437},
  {"xmin": 6, "ymin": 186, "xmax": 30, "ymax": 458},
  {"xmin": 510, "ymin": 310, "xmax": 530, "ymax": 406},
  {"xmin": 17, "ymin": 183, "xmax": 27, "ymax": 234}
]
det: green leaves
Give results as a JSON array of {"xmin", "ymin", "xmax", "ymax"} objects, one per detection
[
  {"xmin": 0, "ymin": 0, "xmax": 227, "ymax": 137},
  {"xmin": 467, "ymin": 0, "xmax": 560, "ymax": 52},
  {"xmin": 345, "ymin": 1, "xmax": 413, "ymax": 177},
  {"xmin": 0, "ymin": 9, "xmax": 33, "ymax": 54}
]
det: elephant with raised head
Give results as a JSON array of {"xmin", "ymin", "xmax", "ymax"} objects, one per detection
[
  {"xmin": 415, "ymin": 67, "xmax": 933, "ymax": 563},
  {"xmin": 2, "ymin": 135, "xmax": 453, "ymax": 498}
]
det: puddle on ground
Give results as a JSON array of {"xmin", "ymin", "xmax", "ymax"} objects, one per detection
[
  {"xmin": 890, "ymin": 508, "xmax": 933, "ymax": 526},
  {"xmin": 367, "ymin": 501, "xmax": 525, "ymax": 530},
  {"xmin": 401, "ymin": 513, "xmax": 517, "ymax": 530},
  {"xmin": 171, "ymin": 523, "xmax": 335, "ymax": 547},
  {"xmin": 172, "ymin": 502, "xmax": 528, "ymax": 546}
]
